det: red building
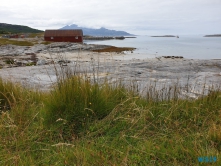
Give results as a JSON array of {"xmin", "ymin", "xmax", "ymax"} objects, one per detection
[
  {"xmin": 10, "ymin": 34, "xmax": 19, "ymax": 38},
  {"xmin": 44, "ymin": 29, "xmax": 83, "ymax": 43}
]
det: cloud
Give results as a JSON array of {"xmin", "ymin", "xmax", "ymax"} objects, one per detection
[{"xmin": 0, "ymin": 0, "xmax": 221, "ymax": 35}]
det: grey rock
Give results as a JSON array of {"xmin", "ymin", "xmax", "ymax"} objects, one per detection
[{"xmin": 36, "ymin": 59, "xmax": 46, "ymax": 65}]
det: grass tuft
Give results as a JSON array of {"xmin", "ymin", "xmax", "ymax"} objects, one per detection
[{"xmin": 43, "ymin": 76, "xmax": 134, "ymax": 139}]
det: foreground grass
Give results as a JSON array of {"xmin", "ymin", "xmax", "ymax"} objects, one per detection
[{"xmin": 0, "ymin": 77, "xmax": 221, "ymax": 165}]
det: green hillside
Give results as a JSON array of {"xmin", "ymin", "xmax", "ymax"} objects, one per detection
[{"xmin": 0, "ymin": 23, "xmax": 43, "ymax": 34}]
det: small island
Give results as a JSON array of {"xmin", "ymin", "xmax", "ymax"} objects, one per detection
[
  {"xmin": 204, "ymin": 34, "xmax": 221, "ymax": 37},
  {"xmin": 151, "ymin": 35, "xmax": 176, "ymax": 37}
]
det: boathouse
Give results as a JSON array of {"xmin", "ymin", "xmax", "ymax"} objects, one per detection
[{"xmin": 44, "ymin": 29, "xmax": 83, "ymax": 43}]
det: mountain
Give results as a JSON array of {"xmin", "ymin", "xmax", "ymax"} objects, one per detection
[
  {"xmin": 61, "ymin": 24, "xmax": 134, "ymax": 36},
  {"xmin": 0, "ymin": 23, "xmax": 43, "ymax": 34}
]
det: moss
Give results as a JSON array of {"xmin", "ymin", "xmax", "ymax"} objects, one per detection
[
  {"xmin": 93, "ymin": 46, "xmax": 135, "ymax": 53},
  {"xmin": 40, "ymin": 41, "xmax": 52, "ymax": 45},
  {"xmin": 25, "ymin": 62, "xmax": 36, "ymax": 66}
]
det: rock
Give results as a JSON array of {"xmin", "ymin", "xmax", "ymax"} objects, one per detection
[
  {"xmin": 57, "ymin": 60, "xmax": 71, "ymax": 64},
  {"xmin": 36, "ymin": 59, "xmax": 46, "ymax": 65},
  {"xmin": 25, "ymin": 53, "xmax": 36, "ymax": 56},
  {"xmin": 15, "ymin": 61, "xmax": 23, "ymax": 66},
  {"xmin": 14, "ymin": 60, "xmax": 31, "ymax": 66},
  {"xmin": 48, "ymin": 42, "xmax": 71, "ymax": 48},
  {"xmin": 162, "ymin": 56, "xmax": 184, "ymax": 59}
]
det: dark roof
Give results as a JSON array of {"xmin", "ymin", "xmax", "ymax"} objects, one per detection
[{"xmin": 44, "ymin": 29, "xmax": 83, "ymax": 37}]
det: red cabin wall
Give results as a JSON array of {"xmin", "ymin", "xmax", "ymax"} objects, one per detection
[{"xmin": 44, "ymin": 36, "xmax": 83, "ymax": 43}]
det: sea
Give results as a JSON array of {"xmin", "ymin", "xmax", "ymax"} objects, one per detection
[{"xmin": 84, "ymin": 35, "xmax": 221, "ymax": 60}]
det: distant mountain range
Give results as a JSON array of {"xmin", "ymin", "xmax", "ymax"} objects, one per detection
[
  {"xmin": 0, "ymin": 23, "xmax": 43, "ymax": 34},
  {"xmin": 61, "ymin": 24, "xmax": 134, "ymax": 36},
  {"xmin": 0, "ymin": 22, "xmax": 134, "ymax": 36}
]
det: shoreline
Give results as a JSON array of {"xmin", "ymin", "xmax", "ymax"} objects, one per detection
[
  {"xmin": 1, "ymin": 49, "xmax": 221, "ymax": 99},
  {"xmin": 0, "ymin": 42, "xmax": 221, "ymax": 99}
]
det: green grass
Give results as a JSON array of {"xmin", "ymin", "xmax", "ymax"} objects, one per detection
[
  {"xmin": 40, "ymin": 41, "xmax": 52, "ymax": 45},
  {"xmin": 28, "ymin": 32, "xmax": 44, "ymax": 38},
  {"xmin": 0, "ymin": 75, "xmax": 221, "ymax": 165},
  {"xmin": 4, "ymin": 59, "xmax": 14, "ymax": 64},
  {"xmin": 0, "ymin": 38, "xmax": 34, "ymax": 46}
]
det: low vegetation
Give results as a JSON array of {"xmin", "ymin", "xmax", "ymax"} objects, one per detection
[
  {"xmin": 0, "ymin": 70, "xmax": 221, "ymax": 165},
  {"xmin": 0, "ymin": 38, "xmax": 34, "ymax": 46},
  {"xmin": 40, "ymin": 41, "xmax": 52, "ymax": 45},
  {"xmin": 93, "ymin": 46, "xmax": 135, "ymax": 53},
  {"xmin": 28, "ymin": 32, "xmax": 44, "ymax": 38}
]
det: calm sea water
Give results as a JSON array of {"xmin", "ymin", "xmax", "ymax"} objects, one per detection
[{"xmin": 85, "ymin": 35, "xmax": 221, "ymax": 59}]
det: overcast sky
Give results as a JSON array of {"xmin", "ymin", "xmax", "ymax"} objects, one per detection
[{"xmin": 1, "ymin": 0, "xmax": 220, "ymax": 35}]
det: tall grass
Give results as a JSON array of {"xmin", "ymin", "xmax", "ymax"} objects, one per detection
[
  {"xmin": 0, "ymin": 69, "xmax": 221, "ymax": 165},
  {"xmin": 43, "ymin": 75, "xmax": 134, "ymax": 139}
]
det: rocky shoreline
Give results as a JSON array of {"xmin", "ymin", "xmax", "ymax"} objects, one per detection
[
  {"xmin": 0, "ymin": 42, "xmax": 221, "ymax": 99},
  {"xmin": 0, "ymin": 42, "xmax": 111, "ymax": 68}
]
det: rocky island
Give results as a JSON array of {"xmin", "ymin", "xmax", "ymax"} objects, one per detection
[
  {"xmin": 204, "ymin": 34, "xmax": 221, "ymax": 37},
  {"xmin": 151, "ymin": 35, "xmax": 177, "ymax": 37}
]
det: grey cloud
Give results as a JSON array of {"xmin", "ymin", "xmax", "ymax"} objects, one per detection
[{"xmin": 0, "ymin": 0, "xmax": 220, "ymax": 35}]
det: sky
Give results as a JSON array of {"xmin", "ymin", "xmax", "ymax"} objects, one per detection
[{"xmin": 0, "ymin": 0, "xmax": 221, "ymax": 35}]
